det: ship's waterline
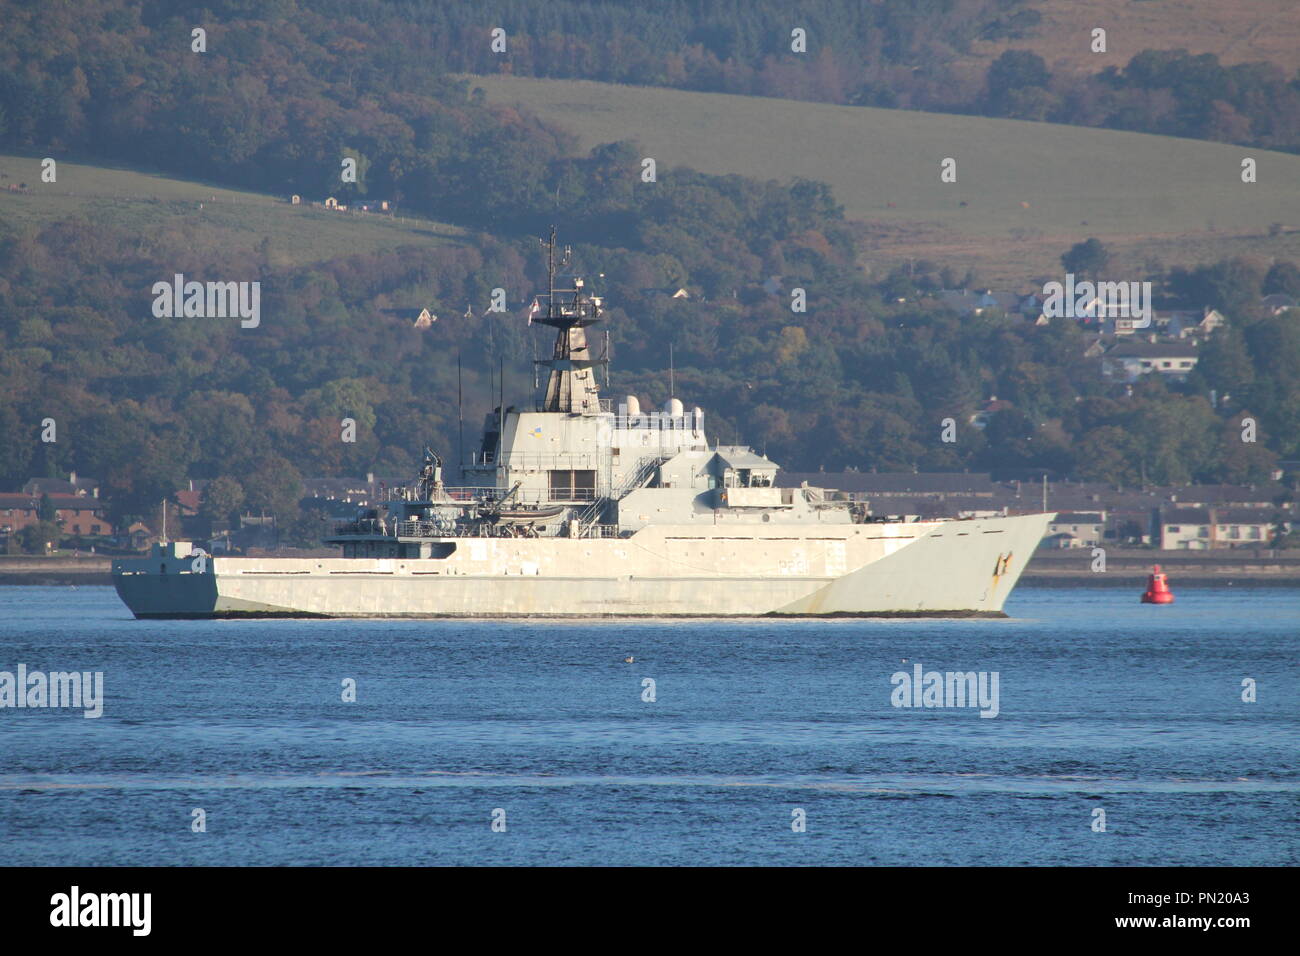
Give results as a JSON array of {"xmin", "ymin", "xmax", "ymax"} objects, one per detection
[{"xmin": 112, "ymin": 228, "xmax": 1053, "ymax": 619}]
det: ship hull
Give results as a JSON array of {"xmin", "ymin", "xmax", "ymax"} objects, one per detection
[{"xmin": 113, "ymin": 514, "xmax": 1052, "ymax": 619}]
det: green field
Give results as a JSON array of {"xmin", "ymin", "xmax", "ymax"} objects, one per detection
[
  {"xmin": 469, "ymin": 75, "xmax": 1300, "ymax": 235},
  {"xmin": 468, "ymin": 75, "xmax": 1300, "ymax": 281},
  {"xmin": 7, "ymin": 76, "xmax": 1300, "ymax": 286},
  {"xmin": 0, "ymin": 155, "xmax": 465, "ymax": 268}
]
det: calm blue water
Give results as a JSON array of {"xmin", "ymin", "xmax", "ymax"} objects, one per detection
[{"xmin": 0, "ymin": 585, "xmax": 1296, "ymax": 866}]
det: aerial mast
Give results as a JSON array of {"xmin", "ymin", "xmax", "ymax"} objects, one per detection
[{"xmin": 532, "ymin": 226, "xmax": 607, "ymax": 414}]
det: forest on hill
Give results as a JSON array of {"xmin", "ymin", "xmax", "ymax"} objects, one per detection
[
  {"xmin": 432, "ymin": 2, "xmax": 1300, "ymax": 153},
  {"xmin": 1, "ymin": 0, "xmax": 1298, "ymax": 539}
]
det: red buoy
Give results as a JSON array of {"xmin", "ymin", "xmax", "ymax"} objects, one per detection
[{"xmin": 1141, "ymin": 565, "xmax": 1174, "ymax": 604}]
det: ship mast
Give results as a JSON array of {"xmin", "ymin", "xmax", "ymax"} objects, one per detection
[{"xmin": 533, "ymin": 226, "xmax": 606, "ymax": 413}]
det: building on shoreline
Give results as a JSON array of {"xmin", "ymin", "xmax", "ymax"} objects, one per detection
[
  {"xmin": 775, "ymin": 472, "xmax": 1295, "ymax": 550},
  {"xmin": 0, "ymin": 493, "xmax": 112, "ymax": 538},
  {"xmin": 1159, "ymin": 507, "xmax": 1281, "ymax": 550}
]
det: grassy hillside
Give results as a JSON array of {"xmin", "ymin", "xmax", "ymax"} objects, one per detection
[
  {"xmin": 469, "ymin": 75, "xmax": 1300, "ymax": 282},
  {"xmin": 470, "ymin": 75, "xmax": 1300, "ymax": 235},
  {"xmin": 960, "ymin": 0, "xmax": 1300, "ymax": 75},
  {"xmin": 0, "ymin": 155, "xmax": 466, "ymax": 269}
]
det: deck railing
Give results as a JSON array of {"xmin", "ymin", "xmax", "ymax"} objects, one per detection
[
  {"xmin": 382, "ymin": 485, "xmax": 597, "ymax": 503},
  {"xmin": 332, "ymin": 520, "xmax": 625, "ymax": 539}
]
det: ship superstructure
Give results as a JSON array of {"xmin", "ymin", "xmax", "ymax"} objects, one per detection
[{"xmin": 113, "ymin": 230, "xmax": 1054, "ymax": 618}]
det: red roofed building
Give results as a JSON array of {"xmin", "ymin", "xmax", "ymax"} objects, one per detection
[{"xmin": 0, "ymin": 493, "xmax": 112, "ymax": 537}]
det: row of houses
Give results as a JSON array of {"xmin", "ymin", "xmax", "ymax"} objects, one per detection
[
  {"xmin": 0, "ymin": 492, "xmax": 112, "ymax": 538},
  {"xmin": 1041, "ymin": 509, "xmax": 1282, "ymax": 550},
  {"xmin": 935, "ymin": 287, "xmax": 1292, "ymax": 328},
  {"xmin": 0, "ymin": 472, "xmax": 111, "ymax": 539},
  {"xmin": 170, "ymin": 471, "xmax": 1300, "ymax": 552},
  {"xmin": 289, "ymin": 195, "xmax": 394, "ymax": 214},
  {"xmin": 7, "ymin": 466, "xmax": 1296, "ymax": 553},
  {"xmin": 1, "ymin": 474, "xmax": 274, "ymax": 553},
  {"xmin": 780, "ymin": 470, "xmax": 1297, "ymax": 507},
  {"xmin": 0, "ymin": 470, "xmax": 399, "ymax": 551},
  {"xmin": 776, "ymin": 471, "xmax": 1297, "ymax": 549},
  {"xmin": 931, "ymin": 287, "xmax": 1278, "ymax": 387}
]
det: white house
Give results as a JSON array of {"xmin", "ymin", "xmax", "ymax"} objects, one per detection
[
  {"xmin": 1260, "ymin": 294, "xmax": 1296, "ymax": 315},
  {"xmin": 938, "ymin": 289, "xmax": 1021, "ymax": 317},
  {"xmin": 1102, "ymin": 342, "xmax": 1199, "ymax": 382},
  {"xmin": 1046, "ymin": 511, "xmax": 1106, "ymax": 548},
  {"xmin": 1159, "ymin": 507, "xmax": 1279, "ymax": 549}
]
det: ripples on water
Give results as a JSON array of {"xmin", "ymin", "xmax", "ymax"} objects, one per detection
[{"xmin": 0, "ymin": 585, "xmax": 1296, "ymax": 865}]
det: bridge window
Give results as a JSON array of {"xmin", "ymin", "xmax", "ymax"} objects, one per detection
[{"xmin": 549, "ymin": 469, "xmax": 595, "ymax": 500}]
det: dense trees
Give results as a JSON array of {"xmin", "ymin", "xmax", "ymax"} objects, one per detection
[
  {"xmin": 2, "ymin": 197, "xmax": 1297, "ymax": 533},
  {"xmin": 5, "ymin": 2, "xmax": 1297, "ymax": 217},
  {"xmin": 985, "ymin": 50, "xmax": 1053, "ymax": 120},
  {"xmin": 1061, "ymin": 239, "xmax": 1110, "ymax": 280},
  {"xmin": 1, "ymin": 1, "xmax": 1297, "ymax": 544},
  {"xmin": 413, "ymin": 2, "xmax": 1300, "ymax": 152}
]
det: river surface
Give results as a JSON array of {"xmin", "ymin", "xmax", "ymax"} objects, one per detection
[{"xmin": 0, "ymin": 585, "xmax": 1295, "ymax": 865}]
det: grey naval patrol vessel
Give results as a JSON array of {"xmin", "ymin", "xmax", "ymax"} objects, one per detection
[{"xmin": 114, "ymin": 231, "xmax": 1053, "ymax": 618}]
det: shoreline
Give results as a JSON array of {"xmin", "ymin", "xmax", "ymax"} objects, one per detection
[
  {"xmin": 2, "ymin": 551, "xmax": 1298, "ymax": 588},
  {"xmin": 1017, "ymin": 575, "xmax": 1298, "ymax": 587},
  {"xmin": 1021, "ymin": 548, "xmax": 1300, "ymax": 586}
]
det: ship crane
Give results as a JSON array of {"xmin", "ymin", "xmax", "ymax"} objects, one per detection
[
  {"xmin": 474, "ymin": 481, "xmax": 564, "ymax": 533},
  {"xmin": 416, "ymin": 448, "xmax": 444, "ymax": 501},
  {"xmin": 476, "ymin": 481, "xmax": 523, "ymax": 522}
]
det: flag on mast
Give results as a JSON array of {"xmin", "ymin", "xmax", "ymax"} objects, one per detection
[{"xmin": 526, "ymin": 297, "xmax": 542, "ymax": 324}]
